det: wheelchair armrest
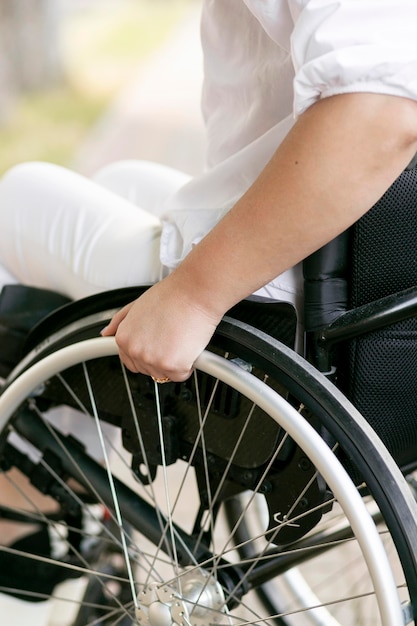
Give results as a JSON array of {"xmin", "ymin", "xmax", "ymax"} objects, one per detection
[
  {"xmin": 306, "ymin": 285, "xmax": 417, "ymax": 372},
  {"xmin": 322, "ymin": 285, "xmax": 417, "ymax": 343}
]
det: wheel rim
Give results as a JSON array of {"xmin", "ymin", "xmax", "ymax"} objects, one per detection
[{"xmin": 0, "ymin": 337, "xmax": 406, "ymax": 625}]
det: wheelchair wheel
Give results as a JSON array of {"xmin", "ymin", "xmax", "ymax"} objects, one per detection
[{"xmin": 0, "ymin": 315, "xmax": 416, "ymax": 625}]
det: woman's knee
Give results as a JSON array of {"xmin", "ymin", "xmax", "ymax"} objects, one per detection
[
  {"xmin": 0, "ymin": 162, "xmax": 70, "ymax": 207},
  {"xmin": 93, "ymin": 159, "xmax": 191, "ymax": 215}
]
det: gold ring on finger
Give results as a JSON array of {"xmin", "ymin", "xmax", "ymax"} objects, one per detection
[{"xmin": 151, "ymin": 376, "xmax": 171, "ymax": 384}]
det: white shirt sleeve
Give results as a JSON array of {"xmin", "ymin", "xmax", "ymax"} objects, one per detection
[{"xmin": 290, "ymin": 0, "xmax": 417, "ymax": 116}]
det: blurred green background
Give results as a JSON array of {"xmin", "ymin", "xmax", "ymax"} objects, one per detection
[{"xmin": 0, "ymin": 0, "xmax": 193, "ymax": 175}]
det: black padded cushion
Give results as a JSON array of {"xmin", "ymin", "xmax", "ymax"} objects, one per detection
[
  {"xmin": 0, "ymin": 285, "xmax": 71, "ymax": 378},
  {"xmin": 347, "ymin": 167, "xmax": 417, "ymax": 468}
]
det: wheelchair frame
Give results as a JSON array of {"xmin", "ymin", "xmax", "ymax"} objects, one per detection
[
  {"xmin": 1, "ymin": 167, "xmax": 417, "ymax": 625},
  {"xmin": 0, "ymin": 290, "xmax": 415, "ymax": 624}
]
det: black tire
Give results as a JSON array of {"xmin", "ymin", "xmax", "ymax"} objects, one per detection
[{"xmin": 0, "ymin": 314, "xmax": 415, "ymax": 625}]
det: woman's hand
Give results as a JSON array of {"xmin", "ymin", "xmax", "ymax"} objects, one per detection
[
  {"xmin": 103, "ymin": 95, "xmax": 417, "ymax": 382},
  {"xmin": 101, "ymin": 275, "xmax": 221, "ymax": 381}
]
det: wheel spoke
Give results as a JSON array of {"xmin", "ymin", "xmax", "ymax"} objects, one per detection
[{"xmin": 0, "ymin": 331, "xmax": 413, "ymax": 625}]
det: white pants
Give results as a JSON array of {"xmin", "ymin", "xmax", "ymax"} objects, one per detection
[
  {"xmin": 0, "ymin": 159, "xmax": 192, "ymax": 461},
  {"xmin": 0, "ymin": 160, "xmax": 191, "ymax": 297}
]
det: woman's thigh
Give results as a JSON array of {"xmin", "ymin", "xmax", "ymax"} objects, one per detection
[{"xmin": 0, "ymin": 161, "xmax": 189, "ymax": 298}]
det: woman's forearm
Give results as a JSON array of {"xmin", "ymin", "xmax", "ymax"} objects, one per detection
[{"xmin": 172, "ymin": 93, "xmax": 417, "ymax": 319}]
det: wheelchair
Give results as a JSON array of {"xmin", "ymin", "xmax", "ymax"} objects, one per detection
[{"xmin": 1, "ymin": 166, "xmax": 417, "ymax": 625}]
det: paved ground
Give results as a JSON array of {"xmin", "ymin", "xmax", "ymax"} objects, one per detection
[{"xmin": 73, "ymin": 2, "xmax": 205, "ymax": 178}]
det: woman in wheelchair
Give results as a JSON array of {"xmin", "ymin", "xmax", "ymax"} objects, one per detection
[{"xmin": 1, "ymin": 2, "xmax": 417, "ymax": 625}]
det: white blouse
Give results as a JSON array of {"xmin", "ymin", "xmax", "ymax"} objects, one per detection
[{"xmin": 160, "ymin": 0, "xmax": 417, "ymax": 307}]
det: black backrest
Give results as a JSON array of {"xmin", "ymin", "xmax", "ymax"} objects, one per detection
[
  {"xmin": 351, "ymin": 167, "xmax": 417, "ymax": 304},
  {"xmin": 348, "ymin": 166, "xmax": 417, "ymax": 468},
  {"xmin": 304, "ymin": 166, "xmax": 417, "ymax": 469}
]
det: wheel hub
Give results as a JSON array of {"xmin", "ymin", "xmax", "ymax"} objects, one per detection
[{"xmin": 135, "ymin": 568, "xmax": 231, "ymax": 626}]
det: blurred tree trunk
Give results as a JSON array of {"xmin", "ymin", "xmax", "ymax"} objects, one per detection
[{"xmin": 0, "ymin": 0, "xmax": 63, "ymax": 124}]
